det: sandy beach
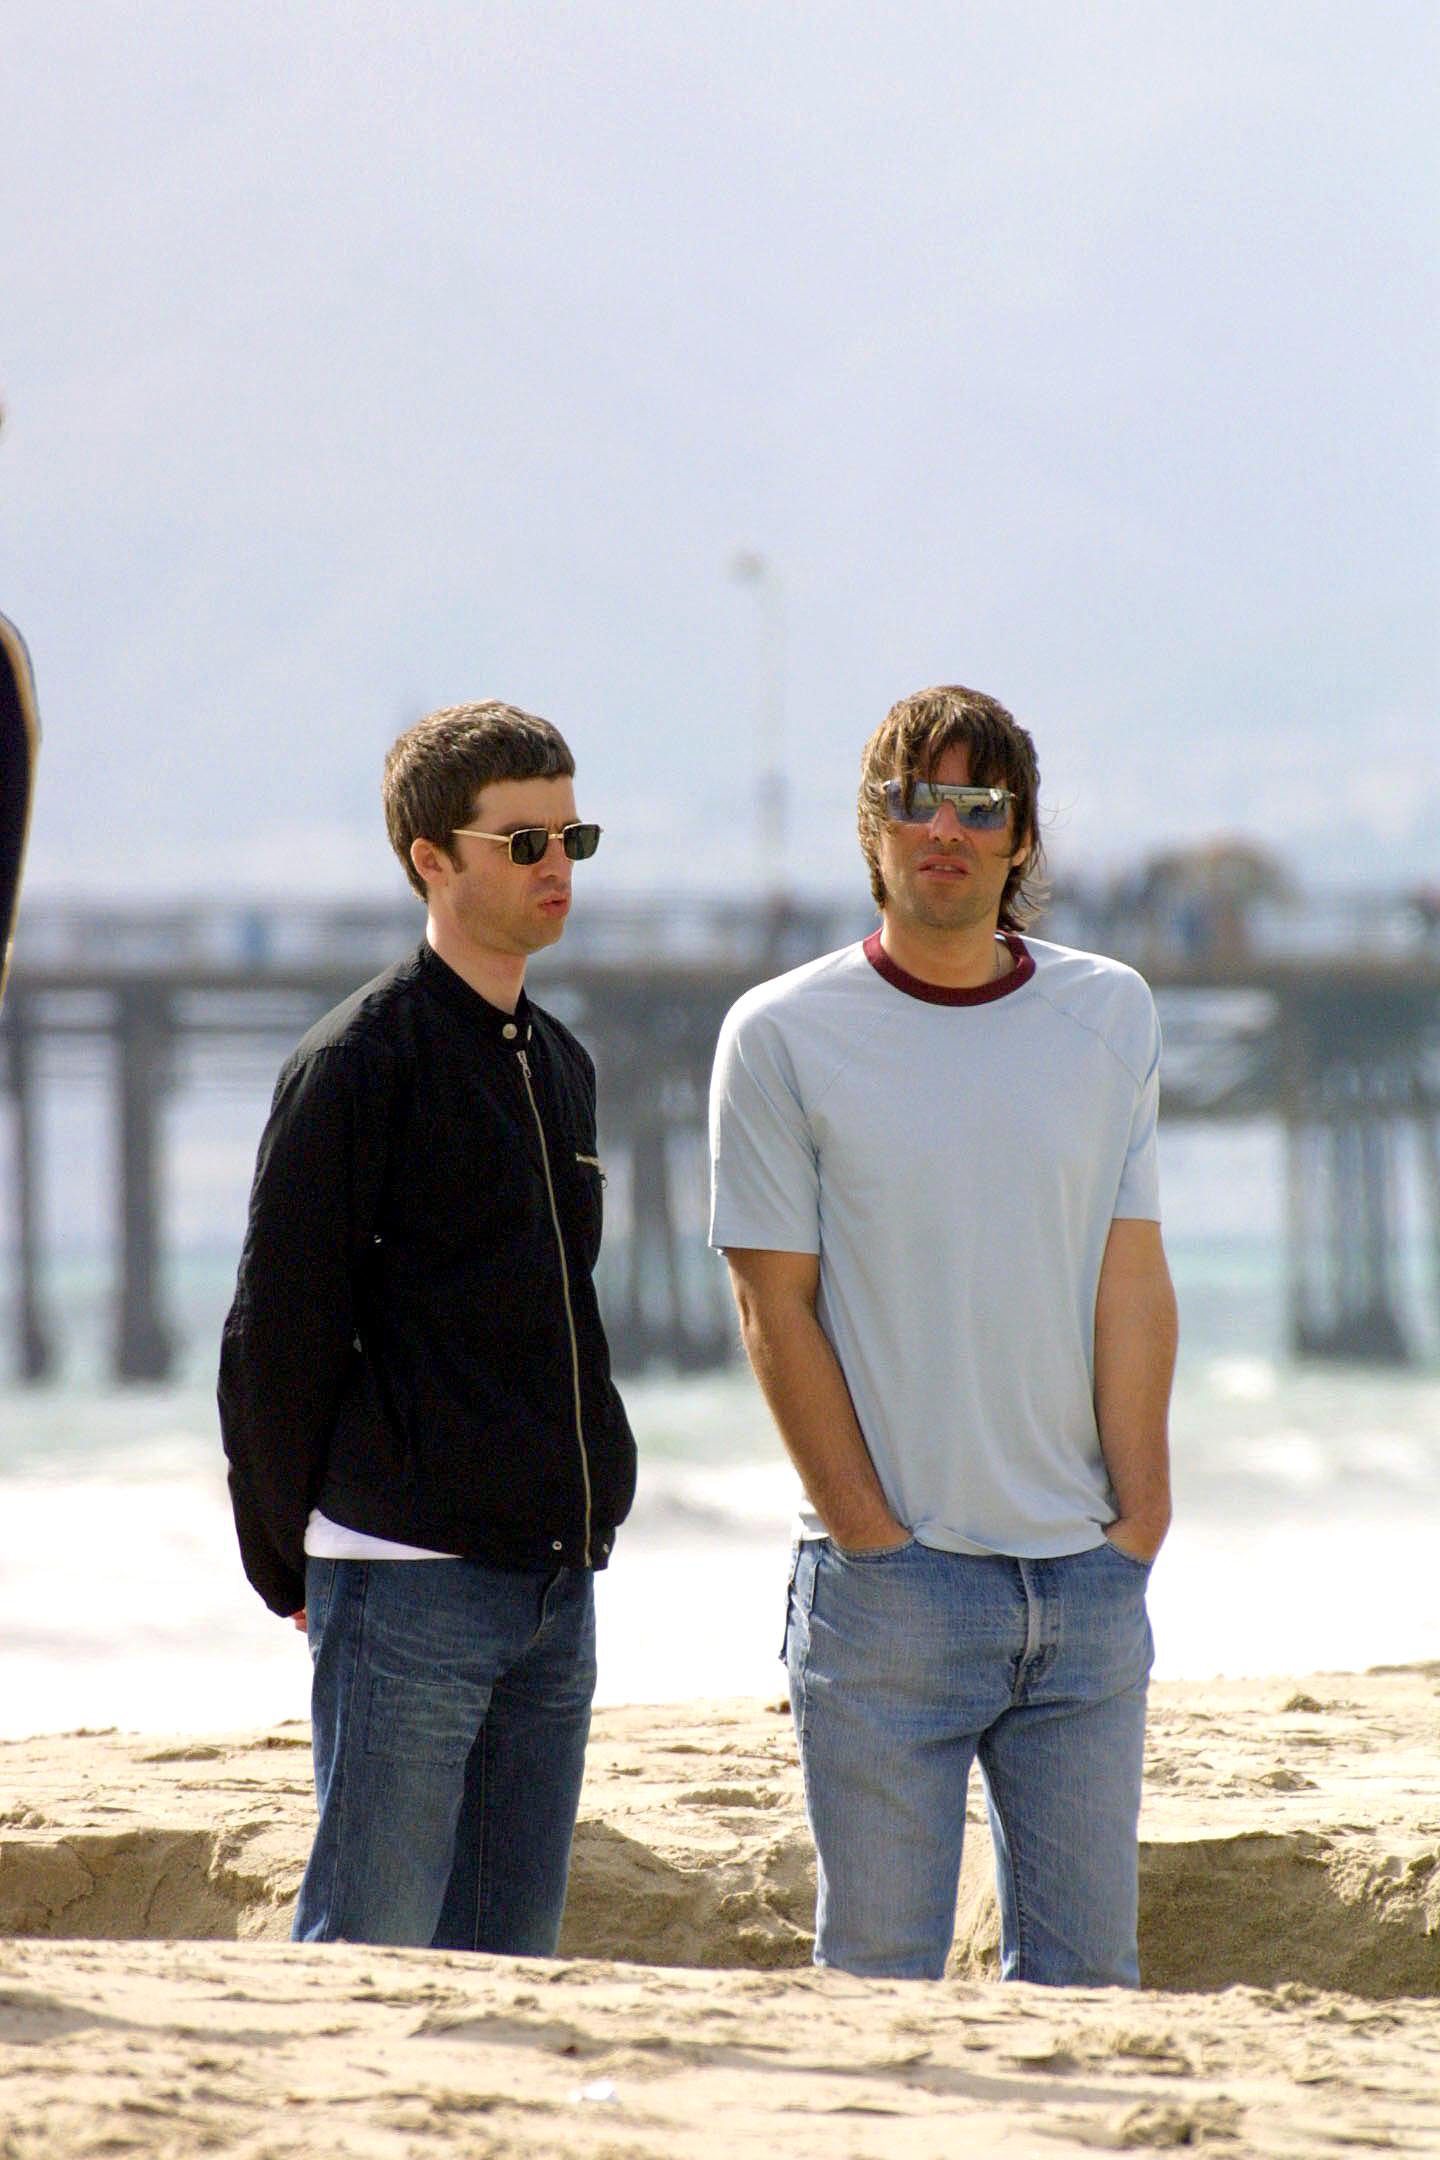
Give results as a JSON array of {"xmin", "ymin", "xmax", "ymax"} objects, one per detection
[{"xmin": 2, "ymin": 1666, "xmax": 1438, "ymax": 2156}]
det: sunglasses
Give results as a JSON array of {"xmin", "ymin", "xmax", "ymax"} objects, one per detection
[
  {"xmin": 881, "ymin": 779, "xmax": 1013, "ymax": 831},
  {"xmin": 452, "ymin": 822, "xmax": 603, "ymax": 866}
]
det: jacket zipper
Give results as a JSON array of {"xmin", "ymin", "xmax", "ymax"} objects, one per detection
[{"xmin": 517, "ymin": 1045, "xmax": 593, "ymax": 1565}]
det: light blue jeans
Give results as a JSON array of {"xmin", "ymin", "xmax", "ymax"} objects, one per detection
[
  {"xmin": 785, "ymin": 1536, "xmax": 1154, "ymax": 1984},
  {"xmin": 292, "ymin": 1555, "xmax": 595, "ymax": 1953}
]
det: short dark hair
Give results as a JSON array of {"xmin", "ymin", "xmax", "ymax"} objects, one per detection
[
  {"xmin": 383, "ymin": 701, "xmax": 575, "ymax": 898},
  {"xmin": 856, "ymin": 685, "xmax": 1046, "ymax": 930}
]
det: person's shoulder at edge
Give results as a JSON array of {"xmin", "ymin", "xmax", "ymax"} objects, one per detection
[
  {"xmin": 289, "ymin": 947, "xmax": 427, "ymax": 1062},
  {"xmin": 719, "ymin": 939, "xmax": 875, "ymax": 1036},
  {"xmin": 1019, "ymin": 934, "xmax": 1159, "ymax": 1065},
  {"xmin": 266, "ymin": 950, "xmax": 423, "ymax": 1108},
  {"xmin": 1021, "ymin": 932, "xmax": 1156, "ymax": 1002}
]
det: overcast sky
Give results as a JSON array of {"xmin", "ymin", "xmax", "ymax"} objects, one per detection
[{"xmin": 3, "ymin": 1, "xmax": 1436, "ymax": 905}]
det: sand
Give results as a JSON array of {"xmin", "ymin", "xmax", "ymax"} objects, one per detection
[{"xmin": 2, "ymin": 1666, "xmax": 1438, "ymax": 2155}]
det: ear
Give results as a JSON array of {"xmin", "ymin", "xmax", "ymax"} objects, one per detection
[{"xmin": 410, "ymin": 835, "xmax": 450, "ymax": 892}]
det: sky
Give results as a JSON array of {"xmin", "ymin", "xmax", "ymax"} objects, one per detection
[{"xmin": 2, "ymin": 0, "xmax": 1436, "ymax": 906}]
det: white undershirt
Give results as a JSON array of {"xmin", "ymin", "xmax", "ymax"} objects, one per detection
[{"xmin": 304, "ymin": 1508, "xmax": 457, "ymax": 1561}]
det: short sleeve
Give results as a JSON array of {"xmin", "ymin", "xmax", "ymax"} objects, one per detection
[
  {"xmin": 708, "ymin": 1000, "xmax": 821, "ymax": 1254},
  {"xmin": 1113, "ymin": 994, "xmax": 1162, "ymax": 1221}
]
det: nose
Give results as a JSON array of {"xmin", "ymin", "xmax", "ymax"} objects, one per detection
[{"xmin": 927, "ymin": 800, "xmax": 969, "ymax": 841}]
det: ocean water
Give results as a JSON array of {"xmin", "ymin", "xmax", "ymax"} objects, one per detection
[{"xmin": 2, "ymin": 1203, "xmax": 1438, "ymax": 1741}]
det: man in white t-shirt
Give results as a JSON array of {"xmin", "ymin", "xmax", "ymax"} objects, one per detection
[{"xmin": 708, "ymin": 684, "xmax": 1177, "ymax": 1985}]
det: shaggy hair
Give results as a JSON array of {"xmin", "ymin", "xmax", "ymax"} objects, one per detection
[{"xmin": 856, "ymin": 685, "xmax": 1046, "ymax": 929}]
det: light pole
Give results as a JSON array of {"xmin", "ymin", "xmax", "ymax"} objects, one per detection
[{"xmin": 729, "ymin": 551, "xmax": 787, "ymax": 898}]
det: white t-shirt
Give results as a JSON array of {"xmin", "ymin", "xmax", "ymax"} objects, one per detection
[
  {"xmin": 304, "ymin": 1510, "xmax": 457, "ymax": 1561},
  {"xmin": 708, "ymin": 931, "xmax": 1162, "ymax": 1559}
]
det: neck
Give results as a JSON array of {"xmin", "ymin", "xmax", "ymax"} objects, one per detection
[
  {"xmin": 425, "ymin": 918, "xmax": 527, "ymax": 1013},
  {"xmin": 878, "ymin": 912, "xmax": 1010, "ymax": 990}
]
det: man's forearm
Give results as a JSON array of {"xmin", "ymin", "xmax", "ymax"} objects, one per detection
[
  {"xmin": 732, "ymin": 1283, "xmax": 905, "ymax": 1549},
  {"xmin": 1093, "ymin": 1224, "xmax": 1178, "ymax": 1555}
]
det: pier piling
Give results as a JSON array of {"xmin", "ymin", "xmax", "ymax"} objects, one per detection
[
  {"xmin": 113, "ymin": 985, "xmax": 175, "ymax": 1383},
  {"xmin": 4, "ymin": 986, "xmax": 54, "ymax": 1380}
]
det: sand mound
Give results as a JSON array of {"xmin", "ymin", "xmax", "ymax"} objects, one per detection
[
  {"xmin": 950, "ymin": 1829, "xmax": 1440, "ymax": 1997},
  {"xmin": 560, "ymin": 1820, "xmax": 814, "ymax": 1967},
  {"xmin": 6, "ymin": 1677, "xmax": 1440, "ymax": 2158},
  {"xmin": 1139, "ymin": 1832, "xmax": 1440, "ymax": 1997},
  {"xmin": 0, "ymin": 1822, "xmax": 298, "ymax": 1942},
  {"xmin": 4, "ymin": 1673, "xmax": 1439, "ymax": 2001},
  {"xmin": 5, "ymin": 1803, "xmax": 1438, "ymax": 2003}
]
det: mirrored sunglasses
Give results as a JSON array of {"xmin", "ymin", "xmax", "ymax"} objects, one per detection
[
  {"xmin": 881, "ymin": 780, "xmax": 1012, "ymax": 831},
  {"xmin": 452, "ymin": 822, "xmax": 603, "ymax": 866}
]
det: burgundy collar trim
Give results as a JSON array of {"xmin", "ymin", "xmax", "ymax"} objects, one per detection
[{"xmin": 862, "ymin": 929, "xmax": 1035, "ymax": 1007}]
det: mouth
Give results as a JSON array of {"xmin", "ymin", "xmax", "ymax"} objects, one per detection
[
  {"xmin": 536, "ymin": 891, "xmax": 571, "ymax": 915},
  {"xmin": 917, "ymin": 857, "xmax": 970, "ymax": 878}
]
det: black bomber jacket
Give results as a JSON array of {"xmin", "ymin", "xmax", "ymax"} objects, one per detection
[{"xmin": 218, "ymin": 942, "xmax": 636, "ymax": 1616}]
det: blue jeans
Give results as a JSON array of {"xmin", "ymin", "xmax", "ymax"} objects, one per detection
[
  {"xmin": 786, "ymin": 1537, "xmax": 1153, "ymax": 1984},
  {"xmin": 292, "ymin": 1556, "xmax": 596, "ymax": 1953}
]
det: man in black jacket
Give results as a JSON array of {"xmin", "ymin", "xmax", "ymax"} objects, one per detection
[{"xmin": 219, "ymin": 701, "xmax": 636, "ymax": 1954}]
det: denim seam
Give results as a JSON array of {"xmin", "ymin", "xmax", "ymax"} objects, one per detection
[
  {"xmin": 789, "ymin": 1551, "xmax": 816, "ymax": 1754},
  {"xmin": 315, "ymin": 1559, "xmax": 371, "ymax": 1938},
  {"xmin": 984, "ymin": 1771, "xmax": 1031, "ymax": 1982},
  {"xmin": 470, "ymin": 1722, "xmax": 491, "ymax": 1952},
  {"xmin": 779, "ymin": 1546, "xmax": 800, "ymax": 1663}
]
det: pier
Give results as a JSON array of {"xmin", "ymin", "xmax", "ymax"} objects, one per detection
[{"xmin": 3, "ymin": 891, "xmax": 1438, "ymax": 1377}]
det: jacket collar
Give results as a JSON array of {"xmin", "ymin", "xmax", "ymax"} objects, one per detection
[{"xmin": 412, "ymin": 941, "xmax": 534, "ymax": 1041}]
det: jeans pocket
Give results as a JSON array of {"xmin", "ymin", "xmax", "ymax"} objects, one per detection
[
  {"xmin": 364, "ymin": 1668, "xmax": 477, "ymax": 1765},
  {"xmin": 779, "ymin": 1544, "xmax": 802, "ymax": 1661},
  {"xmin": 1100, "ymin": 1534, "xmax": 1153, "ymax": 1575},
  {"xmin": 829, "ymin": 1535, "xmax": 918, "ymax": 1563}
]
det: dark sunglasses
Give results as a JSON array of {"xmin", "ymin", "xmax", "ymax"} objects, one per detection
[
  {"xmin": 881, "ymin": 779, "xmax": 1013, "ymax": 831},
  {"xmin": 452, "ymin": 821, "xmax": 603, "ymax": 866}
]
